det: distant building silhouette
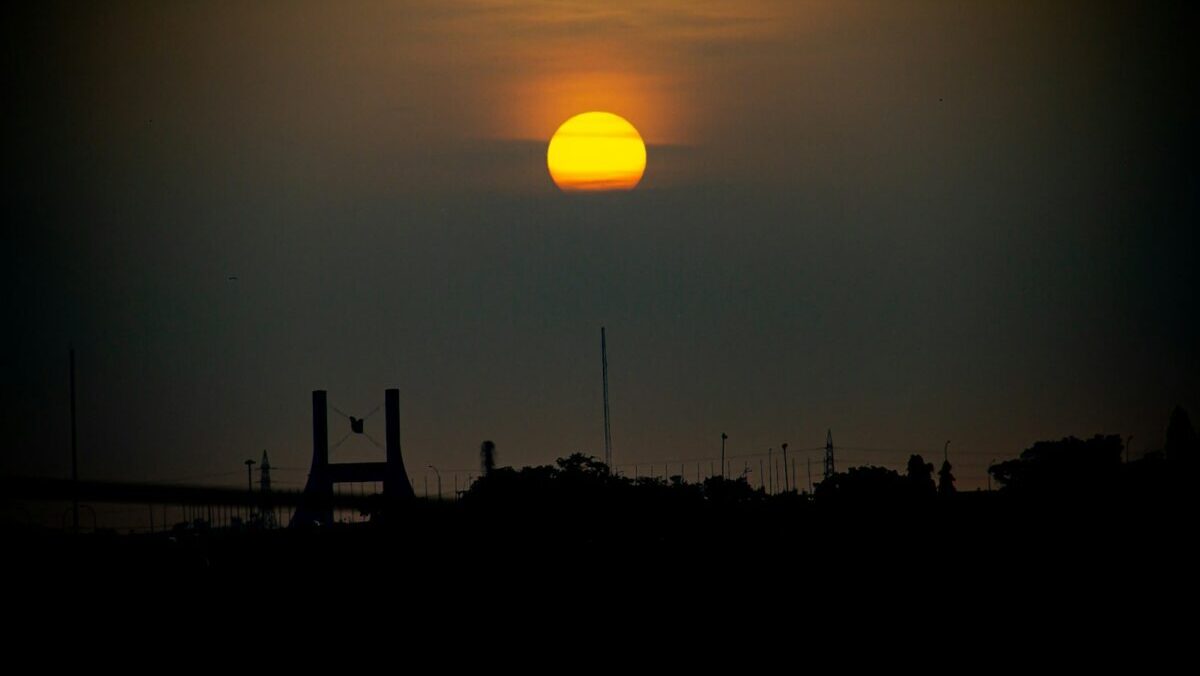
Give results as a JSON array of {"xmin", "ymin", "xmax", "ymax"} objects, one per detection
[{"xmin": 481, "ymin": 440, "xmax": 496, "ymax": 476}]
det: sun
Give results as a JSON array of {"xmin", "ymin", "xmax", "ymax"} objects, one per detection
[{"xmin": 547, "ymin": 112, "xmax": 647, "ymax": 192}]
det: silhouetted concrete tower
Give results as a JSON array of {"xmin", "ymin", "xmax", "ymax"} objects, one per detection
[{"xmin": 292, "ymin": 388, "xmax": 415, "ymax": 527}]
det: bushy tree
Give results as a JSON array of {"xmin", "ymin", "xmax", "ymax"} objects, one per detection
[
  {"xmin": 815, "ymin": 466, "xmax": 907, "ymax": 503},
  {"xmin": 988, "ymin": 435, "xmax": 1122, "ymax": 495},
  {"xmin": 906, "ymin": 454, "xmax": 936, "ymax": 497}
]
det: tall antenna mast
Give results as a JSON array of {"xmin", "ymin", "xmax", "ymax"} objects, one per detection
[
  {"xmin": 70, "ymin": 348, "xmax": 79, "ymax": 535},
  {"xmin": 601, "ymin": 327, "xmax": 612, "ymax": 471}
]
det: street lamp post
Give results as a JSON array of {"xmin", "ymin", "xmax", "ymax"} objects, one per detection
[{"xmin": 428, "ymin": 465, "xmax": 442, "ymax": 500}]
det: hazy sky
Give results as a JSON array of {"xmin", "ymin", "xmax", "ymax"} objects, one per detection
[{"xmin": 4, "ymin": 0, "xmax": 1196, "ymax": 491}]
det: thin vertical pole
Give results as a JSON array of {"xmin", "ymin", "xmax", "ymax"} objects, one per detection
[
  {"xmin": 70, "ymin": 348, "xmax": 79, "ymax": 534},
  {"xmin": 601, "ymin": 327, "xmax": 612, "ymax": 470},
  {"xmin": 782, "ymin": 443, "xmax": 790, "ymax": 492},
  {"xmin": 768, "ymin": 448, "xmax": 774, "ymax": 494}
]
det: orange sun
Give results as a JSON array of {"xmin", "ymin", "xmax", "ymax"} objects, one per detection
[{"xmin": 546, "ymin": 112, "xmax": 647, "ymax": 192}]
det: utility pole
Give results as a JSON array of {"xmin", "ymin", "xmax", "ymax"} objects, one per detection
[
  {"xmin": 601, "ymin": 327, "xmax": 612, "ymax": 471},
  {"xmin": 768, "ymin": 448, "xmax": 774, "ymax": 494},
  {"xmin": 781, "ymin": 443, "xmax": 790, "ymax": 492},
  {"xmin": 69, "ymin": 348, "xmax": 79, "ymax": 535},
  {"xmin": 807, "ymin": 456, "xmax": 813, "ymax": 493},
  {"xmin": 759, "ymin": 459, "xmax": 765, "ymax": 491},
  {"xmin": 720, "ymin": 433, "xmax": 727, "ymax": 478},
  {"xmin": 244, "ymin": 458, "xmax": 256, "ymax": 492}
]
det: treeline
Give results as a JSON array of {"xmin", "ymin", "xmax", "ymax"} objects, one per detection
[{"xmin": 459, "ymin": 405, "xmax": 1197, "ymax": 509}]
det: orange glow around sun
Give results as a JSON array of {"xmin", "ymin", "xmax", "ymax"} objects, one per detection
[{"xmin": 547, "ymin": 112, "xmax": 647, "ymax": 192}]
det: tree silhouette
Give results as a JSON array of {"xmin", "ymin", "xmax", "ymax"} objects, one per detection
[
  {"xmin": 815, "ymin": 466, "xmax": 906, "ymax": 503},
  {"xmin": 701, "ymin": 475, "xmax": 759, "ymax": 504},
  {"xmin": 906, "ymin": 454, "xmax": 936, "ymax": 497},
  {"xmin": 938, "ymin": 460, "xmax": 955, "ymax": 496},
  {"xmin": 989, "ymin": 435, "xmax": 1122, "ymax": 496},
  {"xmin": 555, "ymin": 453, "xmax": 610, "ymax": 477}
]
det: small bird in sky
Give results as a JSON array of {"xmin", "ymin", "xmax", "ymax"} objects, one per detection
[{"xmin": 227, "ymin": 276, "xmax": 239, "ymax": 281}]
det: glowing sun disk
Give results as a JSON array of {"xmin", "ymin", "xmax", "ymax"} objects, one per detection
[{"xmin": 547, "ymin": 112, "xmax": 646, "ymax": 192}]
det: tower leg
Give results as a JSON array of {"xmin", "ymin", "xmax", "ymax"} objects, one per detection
[{"xmin": 384, "ymin": 388, "xmax": 415, "ymax": 500}]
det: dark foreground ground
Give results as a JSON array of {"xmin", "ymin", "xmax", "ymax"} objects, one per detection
[
  {"xmin": 5, "ymin": 494, "xmax": 1189, "ymax": 592},
  {"xmin": 4, "ymin": 497, "xmax": 1193, "ymax": 662}
]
